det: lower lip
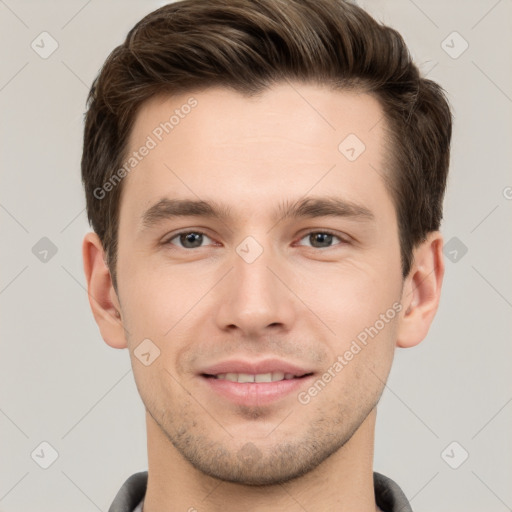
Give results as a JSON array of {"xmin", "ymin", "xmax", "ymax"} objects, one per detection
[{"xmin": 200, "ymin": 375, "xmax": 314, "ymax": 406}]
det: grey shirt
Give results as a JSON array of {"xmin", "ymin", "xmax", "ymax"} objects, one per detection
[{"xmin": 108, "ymin": 471, "xmax": 413, "ymax": 511}]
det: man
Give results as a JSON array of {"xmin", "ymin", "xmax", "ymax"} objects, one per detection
[{"xmin": 81, "ymin": 0, "xmax": 452, "ymax": 510}]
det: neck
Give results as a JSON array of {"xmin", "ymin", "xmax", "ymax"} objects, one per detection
[{"xmin": 143, "ymin": 409, "xmax": 379, "ymax": 512}]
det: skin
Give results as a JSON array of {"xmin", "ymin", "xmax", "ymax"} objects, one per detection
[{"xmin": 83, "ymin": 82, "xmax": 444, "ymax": 512}]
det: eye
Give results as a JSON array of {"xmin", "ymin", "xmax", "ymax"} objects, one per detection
[
  {"xmin": 165, "ymin": 230, "xmax": 215, "ymax": 249},
  {"xmin": 296, "ymin": 230, "xmax": 347, "ymax": 249},
  {"xmin": 164, "ymin": 229, "xmax": 348, "ymax": 250}
]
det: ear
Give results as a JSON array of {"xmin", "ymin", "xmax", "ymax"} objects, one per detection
[
  {"xmin": 396, "ymin": 231, "xmax": 445, "ymax": 348},
  {"xmin": 82, "ymin": 231, "xmax": 127, "ymax": 349}
]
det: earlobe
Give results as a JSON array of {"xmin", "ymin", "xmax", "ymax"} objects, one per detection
[
  {"xmin": 396, "ymin": 232, "xmax": 445, "ymax": 348},
  {"xmin": 82, "ymin": 232, "xmax": 128, "ymax": 349}
]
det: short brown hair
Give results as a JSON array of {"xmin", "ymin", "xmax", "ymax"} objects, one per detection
[{"xmin": 82, "ymin": 0, "xmax": 452, "ymax": 290}]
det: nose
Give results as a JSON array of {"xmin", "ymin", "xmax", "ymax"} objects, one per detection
[{"xmin": 214, "ymin": 240, "xmax": 297, "ymax": 337}]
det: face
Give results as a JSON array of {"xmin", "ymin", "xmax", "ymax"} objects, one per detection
[{"xmin": 114, "ymin": 83, "xmax": 404, "ymax": 485}]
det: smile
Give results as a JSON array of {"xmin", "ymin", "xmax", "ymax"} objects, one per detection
[{"xmin": 208, "ymin": 372, "xmax": 309, "ymax": 383}]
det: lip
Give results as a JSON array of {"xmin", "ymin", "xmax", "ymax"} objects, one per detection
[
  {"xmin": 198, "ymin": 358, "xmax": 315, "ymax": 406},
  {"xmin": 199, "ymin": 358, "xmax": 313, "ymax": 377}
]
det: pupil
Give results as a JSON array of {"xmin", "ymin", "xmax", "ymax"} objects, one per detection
[
  {"xmin": 182, "ymin": 233, "xmax": 202, "ymax": 248},
  {"xmin": 312, "ymin": 233, "xmax": 332, "ymax": 247}
]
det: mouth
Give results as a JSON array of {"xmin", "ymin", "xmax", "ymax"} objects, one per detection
[
  {"xmin": 198, "ymin": 359, "xmax": 315, "ymax": 406},
  {"xmin": 202, "ymin": 372, "xmax": 313, "ymax": 383}
]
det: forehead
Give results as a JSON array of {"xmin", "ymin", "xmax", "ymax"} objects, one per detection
[
  {"xmin": 129, "ymin": 83, "xmax": 385, "ymax": 152},
  {"xmin": 120, "ymin": 82, "xmax": 392, "ymax": 226}
]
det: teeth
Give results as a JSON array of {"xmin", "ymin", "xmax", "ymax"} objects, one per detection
[
  {"xmin": 255, "ymin": 373, "xmax": 272, "ymax": 382},
  {"xmin": 214, "ymin": 372, "xmax": 295, "ymax": 382}
]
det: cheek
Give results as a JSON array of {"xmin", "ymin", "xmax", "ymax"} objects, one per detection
[
  {"xmin": 298, "ymin": 262, "xmax": 401, "ymax": 334},
  {"xmin": 297, "ymin": 324, "xmax": 396, "ymax": 423},
  {"xmin": 120, "ymin": 263, "xmax": 180, "ymax": 332},
  {"xmin": 300, "ymin": 263, "xmax": 401, "ymax": 382},
  {"xmin": 317, "ymin": 316, "xmax": 397, "ymax": 411},
  {"xmin": 131, "ymin": 360, "xmax": 176, "ymax": 424}
]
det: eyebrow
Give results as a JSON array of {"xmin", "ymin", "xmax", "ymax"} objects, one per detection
[{"xmin": 140, "ymin": 196, "xmax": 375, "ymax": 230}]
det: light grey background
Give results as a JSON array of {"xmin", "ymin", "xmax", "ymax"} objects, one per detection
[{"xmin": 1, "ymin": 1, "xmax": 511, "ymax": 511}]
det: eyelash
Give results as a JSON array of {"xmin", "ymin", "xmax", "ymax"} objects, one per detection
[{"xmin": 163, "ymin": 229, "xmax": 349, "ymax": 250}]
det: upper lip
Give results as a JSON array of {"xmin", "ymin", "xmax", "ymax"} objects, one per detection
[{"xmin": 199, "ymin": 358, "xmax": 314, "ymax": 377}]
